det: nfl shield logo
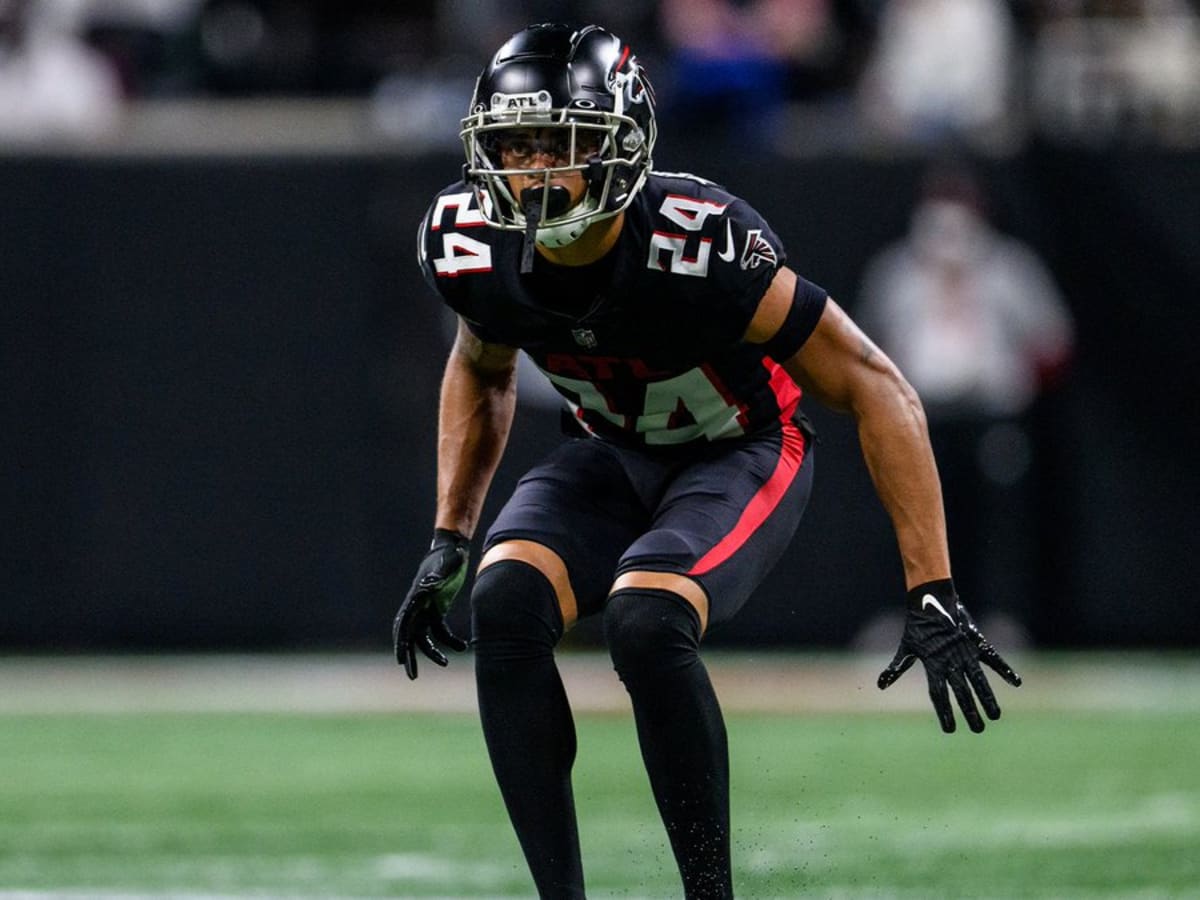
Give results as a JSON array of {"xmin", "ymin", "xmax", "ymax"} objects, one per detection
[{"xmin": 572, "ymin": 328, "xmax": 598, "ymax": 349}]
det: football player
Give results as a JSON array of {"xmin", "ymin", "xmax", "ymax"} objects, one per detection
[{"xmin": 394, "ymin": 23, "xmax": 1022, "ymax": 899}]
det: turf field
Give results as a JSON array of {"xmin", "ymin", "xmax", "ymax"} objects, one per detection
[{"xmin": 2, "ymin": 653, "xmax": 1199, "ymax": 898}]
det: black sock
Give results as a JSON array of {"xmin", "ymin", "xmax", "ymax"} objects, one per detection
[
  {"xmin": 605, "ymin": 588, "xmax": 732, "ymax": 899},
  {"xmin": 471, "ymin": 560, "xmax": 584, "ymax": 898}
]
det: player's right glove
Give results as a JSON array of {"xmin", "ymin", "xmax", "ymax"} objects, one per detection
[
  {"xmin": 877, "ymin": 578, "xmax": 1022, "ymax": 733},
  {"xmin": 393, "ymin": 529, "xmax": 470, "ymax": 680}
]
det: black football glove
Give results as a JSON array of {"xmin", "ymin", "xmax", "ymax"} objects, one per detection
[
  {"xmin": 393, "ymin": 529, "xmax": 470, "ymax": 680},
  {"xmin": 877, "ymin": 579, "xmax": 1022, "ymax": 733}
]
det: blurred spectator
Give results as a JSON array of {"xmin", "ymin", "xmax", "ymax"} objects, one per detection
[
  {"xmin": 72, "ymin": 0, "xmax": 204, "ymax": 98},
  {"xmin": 0, "ymin": 0, "xmax": 123, "ymax": 143},
  {"xmin": 190, "ymin": 0, "xmax": 321, "ymax": 94},
  {"xmin": 81, "ymin": 0, "xmax": 443, "ymax": 98},
  {"xmin": 857, "ymin": 0, "xmax": 1020, "ymax": 153},
  {"xmin": 854, "ymin": 163, "xmax": 1074, "ymax": 647},
  {"xmin": 370, "ymin": 0, "xmax": 493, "ymax": 147},
  {"xmin": 1029, "ymin": 0, "xmax": 1200, "ymax": 146},
  {"xmin": 657, "ymin": 0, "xmax": 849, "ymax": 140}
]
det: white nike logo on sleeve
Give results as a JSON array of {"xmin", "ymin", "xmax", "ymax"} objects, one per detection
[
  {"xmin": 921, "ymin": 594, "xmax": 956, "ymax": 624},
  {"xmin": 717, "ymin": 219, "xmax": 735, "ymax": 262}
]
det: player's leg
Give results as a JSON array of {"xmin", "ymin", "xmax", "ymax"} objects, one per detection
[
  {"xmin": 603, "ymin": 571, "xmax": 729, "ymax": 898},
  {"xmin": 471, "ymin": 439, "xmax": 644, "ymax": 898},
  {"xmin": 472, "ymin": 542, "xmax": 582, "ymax": 897},
  {"xmin": 605, "ymin": 420, "xmax": 814, "ymax": 899}
]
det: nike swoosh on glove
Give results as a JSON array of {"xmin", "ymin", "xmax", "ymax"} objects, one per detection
[{"xmin": 877, "ymin": 579, "xmax": 1022, "ymax": 733}]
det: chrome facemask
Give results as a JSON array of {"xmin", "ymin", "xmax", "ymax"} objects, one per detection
[{"xmin": 461, "ymin": 97, "xmax": 650, "ymax": 270}]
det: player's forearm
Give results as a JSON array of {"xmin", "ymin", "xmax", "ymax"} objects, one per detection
[
  {"xmin": 434, "ymin": 350, "xmax": 516, "ymax": 538},
  {"xmin": 853, "ymin": 376, "xmax": 951, "ymax": 589}
]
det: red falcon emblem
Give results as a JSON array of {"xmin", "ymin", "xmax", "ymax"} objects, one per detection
[{"xmin": 740, "ymin": 228, "xmax": 777, "ymax": 271}]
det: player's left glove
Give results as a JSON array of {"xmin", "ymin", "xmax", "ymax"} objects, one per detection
[
  {"xmin": 393, "ymin": 529, "xmax": 470, "ymax": 680},
  {"xmin": 877, "ymin": 579, "xmax": 1022, "ymax": 733}
]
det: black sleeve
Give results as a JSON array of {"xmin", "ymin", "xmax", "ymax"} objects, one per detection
[{"xmin": 760, "ymin": 276, "xmax": 828, "ymax": 362}]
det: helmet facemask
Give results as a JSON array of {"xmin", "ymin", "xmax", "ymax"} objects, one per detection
[{"xmin": 462, "ymin": 103, "xmax": 651, "ymax": 268}]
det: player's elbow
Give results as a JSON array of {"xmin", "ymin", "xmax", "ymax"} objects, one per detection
[
  {"xmin": 894, "ymin": 373, "xmax": 928, "ymax": 434},
  {"xmin": 852, "ymin": 359, "xmax": 928, "ymax": 436}
]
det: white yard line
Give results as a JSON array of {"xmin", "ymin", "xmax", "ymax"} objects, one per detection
[{"xmin": 0, "ymin": 652, "xmax": 1197, "ymax": 715}]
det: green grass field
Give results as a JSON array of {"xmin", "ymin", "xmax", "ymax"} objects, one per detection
[{"xmin": 2, "ymin": 654, "xmax": 1199, "ymax": 898}]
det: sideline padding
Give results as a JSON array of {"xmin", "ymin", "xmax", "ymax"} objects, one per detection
[{"xmin": 1, "ymin": 652, "xmax": 1197, "ymax": 715}]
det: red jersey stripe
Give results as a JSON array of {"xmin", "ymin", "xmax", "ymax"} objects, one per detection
[
  {"xmin": 764, "ymin": 357, "xmax": 801, "ymax": 421},
  {"xmin": 689, "ymin": 418, "xmax": 805, "ymax": 576},
  {"xmin": 688, "ymin": 359, "xmax": 805, "ymax": 576}
]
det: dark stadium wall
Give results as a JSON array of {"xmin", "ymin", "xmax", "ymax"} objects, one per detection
[{"xmin": 2, "ymin": 147, "xmax": 1197, "ymax": 649}]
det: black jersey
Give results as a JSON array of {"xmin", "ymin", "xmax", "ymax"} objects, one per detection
[{"xmin": 418, "ymin": 171, "xmax": 821, "ymax": 449}]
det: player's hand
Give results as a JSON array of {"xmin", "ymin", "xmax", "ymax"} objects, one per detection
[
  {"xmin": 877, "ymin": 579, "xmax": 1022, "ymax": 733},
  {"xmin": 393, "ymin": 529, "xmax": 470, "ymax": 679}
]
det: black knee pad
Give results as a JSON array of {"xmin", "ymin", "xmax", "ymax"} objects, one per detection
[
  {"xmin": 604, "ymin": 588, "xmax": 702, "ymax": 681},
  {"xmin": 471, "ymin": 559, "xmax": 563, "ymax": 652}
]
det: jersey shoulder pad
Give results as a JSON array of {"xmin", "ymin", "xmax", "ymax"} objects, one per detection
[
  {"xmin": 716, "ymin": 195, "xmax": 786, "ymax": 280},
  {"xmin": 417, "ymin": 181, "xmax": 500, "ymax": 293},
  {"xmin": 641, "ymin": 171, "xmax": 784, "ymax": 274},
  {"xmin": 420, "ymin": 181, "xmax": 490, "ymax": 236},
  {"xmin": 635, "ymin": 171, "xmax": 787, "ymax": 341},
  {"xmin": 707, "ymin": 195, "xmax": 787, "ymax": 336},
  {"xmin": 643, "ymin": 170, "xmax": 735, "ymax": 210}
]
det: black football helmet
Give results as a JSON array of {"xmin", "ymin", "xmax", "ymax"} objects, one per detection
[{"xmin": 460, "ymin": 23, "xmax": 657, "ymax": 250}]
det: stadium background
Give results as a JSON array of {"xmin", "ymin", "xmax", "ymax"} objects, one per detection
[
  {"xmin": 4, "ymin": 4, "xmax": 1200, "ymax": 897},
  {"xmin": 2, "ymin": 2, "xmax": 1198, "ymax": 651}
]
